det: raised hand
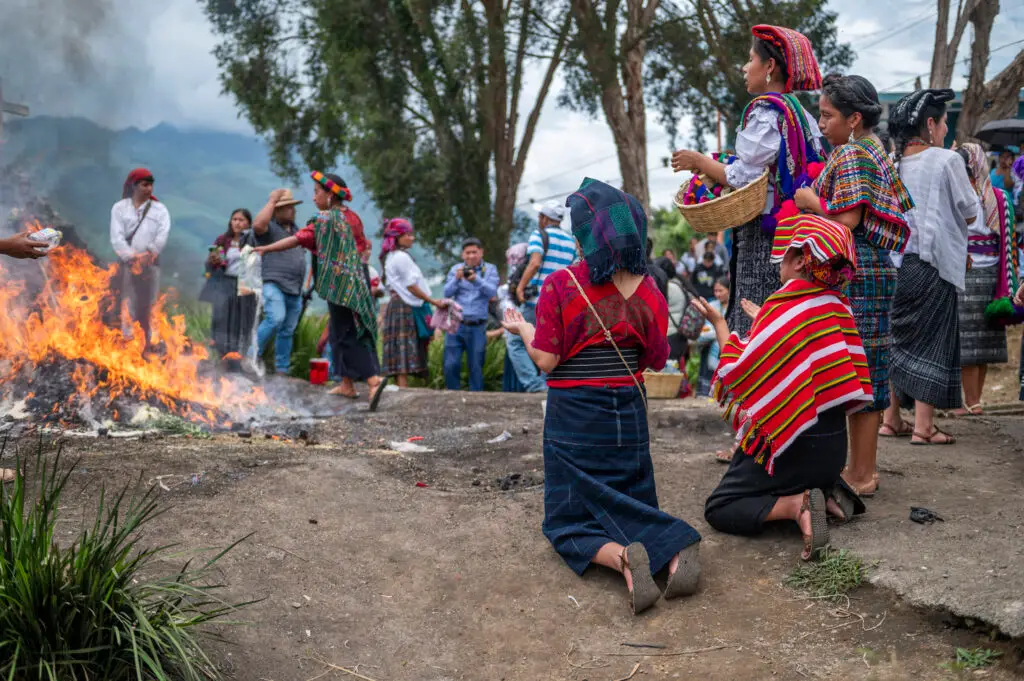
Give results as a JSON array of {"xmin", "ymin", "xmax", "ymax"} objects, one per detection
[{"xmin": 740, "ymin": 298, "xmax": 762, "ymax": 320}]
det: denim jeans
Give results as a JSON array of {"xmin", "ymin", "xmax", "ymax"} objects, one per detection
[
  {"xmin": 257, "ymin": 282, "xmax": 302, "ymax": 373},
  {"xmin": 444, "ymin": 323, "xmax": 488, "ymax": 391},
  {"xmin": 504, "ymin": 332, "xmax": 547, "ymax": 392}
]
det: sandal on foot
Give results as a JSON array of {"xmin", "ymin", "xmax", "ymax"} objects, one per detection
[
  {"xmin": 911, "ymin": 427, "xmax": 956, "ymax": 446},
  {"xmin": 714, "ymin": 450, "xmax": 732, "ymax": 464},
  {"xmin": 827, "ymin": 485, "xmax": 858, "ymax": 522},
  {"xmin": 328, "ymin": 386, "xmax": 359, "ymax": 399},
  {"xmin": 841, "ymin": 472, "xmax": 878, "ymax": 498},
  {"xmin": 368, "ymin": 376, "xmax": 389, "ymax": 413},
  {"xmin": 663, "ymin": 543, "xmax": 701, "ymax": 599},
  {"xmin": 620, "ymin": 543, "xmax": 660, "ymax": 616},
  {"xmin": 878, "ymin": 421, "xmax": 912, "ymax": 438},
  {"xmin": 800, "ymin": 489, "xmax": 829, "ymax": 561}
]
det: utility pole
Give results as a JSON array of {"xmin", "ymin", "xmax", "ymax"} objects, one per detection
[{"xmin": 0, "ymin": 78, "xmax": 30, "ymax": 145}]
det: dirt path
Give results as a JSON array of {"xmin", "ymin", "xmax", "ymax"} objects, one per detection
[{"xmin": 10, "ymin": 388, "xmax": 1024, "ymax": 681}]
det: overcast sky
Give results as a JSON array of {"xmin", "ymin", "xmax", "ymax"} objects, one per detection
[{"xmin": 2, "ymin": 0, "xmax": 1022, "ymax": 211}]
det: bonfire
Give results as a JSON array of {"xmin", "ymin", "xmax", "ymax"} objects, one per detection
[{"xmin": 0, "ymin": 222, "xmax": 266, "ymax": 430}]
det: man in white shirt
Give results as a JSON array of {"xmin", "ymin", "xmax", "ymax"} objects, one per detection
[{"xmin": 109, "ymin": 168, "xmax": 171, "ymax": 349}]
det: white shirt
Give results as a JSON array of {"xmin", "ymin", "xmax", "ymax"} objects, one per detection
[
  {"xmin": 725, "ymin": 103, "xmax": 823, "ymax": 213},
  {"xmin": 967, "ymin": 195, "xmax": 998, "ymax": 269},
  {"xmin": 897, "ymin": 147, "xmax": 978, "ymax": 290},
  {"xmin": 110, "ymin": 198, "xmax": 171, "ymax": 262},
  {"xmin": 385, "ymin": 250, "xmax": 431, "ymax": 308}
]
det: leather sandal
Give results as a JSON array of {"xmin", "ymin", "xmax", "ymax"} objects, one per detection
[
  {"xmin": 620, "ymin": 543, "xmax": 660, "ymax": 615},
  {"xmin": 910, "ymin": 427, "xmax": 956, "ymax": 446},
  {"xmin": 799, "ymin": 489, "xmax": 829, "ymax": 561},
  {"xmin": 878, "ymin": 421, "xmax": 912, "ymax": 438},
  {"xmin": 663, "ymin": 543, "xmax": 701, "ymax": 600},
  {"xmin": 841, "ymin": 472, "xmax": 879, "ymax": 498}
]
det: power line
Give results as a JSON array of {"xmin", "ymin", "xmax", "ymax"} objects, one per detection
[
  {"xmin": 857, "ymin": 11, "xmax": 937, "ymax": 52},
  {"xmin": 880, "ymin": 38, "xmax": 1024, "ymax": 92}
]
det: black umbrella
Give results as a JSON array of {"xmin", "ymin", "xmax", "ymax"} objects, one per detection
[{"xmin": 974, "ymin": 119, "xmax": 1024, "ymax": 147}]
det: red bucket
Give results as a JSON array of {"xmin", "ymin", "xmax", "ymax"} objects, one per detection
[{"xmin": 309, "ymin": 359, "xmax": 329, "ymax": 385}]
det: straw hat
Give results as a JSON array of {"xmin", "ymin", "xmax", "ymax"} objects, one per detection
[{"xmin": 275, "ymin": 189, "xmax": 303, "ymax": 208}]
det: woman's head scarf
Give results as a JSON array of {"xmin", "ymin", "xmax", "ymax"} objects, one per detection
[
  {"xmin": 311, "ymin": 170, "xmax": 353, "ymax": 202},
  {"xmin": 379, "ymin": 218, "xmax": 413, "ymax": 261},
  {"xmin": 1012, "ymin": 155, "xmax": 1024, "ymax": 184},
  {"xmin": 771, "ymin": 214, "xmax": 856, "ymax": 289},
  {"xmin": 566, "ymin": 178, "xmax": 647, "ymax": 285},
  {"xmin": 961, "ymin": 143, "xmax": 1000, "ymax": 233},
  {"xmin": 751, "ymin": 25, "xmax": 822, "ymax": 92},
  {"xmin": 887, "ymin": 89, "xmax": 955, "ymax": 141},
  {"xmin": 122, "ymin": 167, "xmax": 156, "ymax": 200}
]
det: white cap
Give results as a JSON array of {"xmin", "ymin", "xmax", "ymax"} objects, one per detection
[{"xmin": 534, "ymin": 200, "xmax": 566, "ymax": 223}]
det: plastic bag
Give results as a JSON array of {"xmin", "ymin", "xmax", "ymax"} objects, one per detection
[{"xmin": 237, "ymin": 245, "xmax": 262, "ymax": 296}]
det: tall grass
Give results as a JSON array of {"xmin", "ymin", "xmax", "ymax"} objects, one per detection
[
  {"xmin": 288, "ymin": 312, "xmax": 329, "ymax": 380},
  {"xmin": 0, "ymin": 446, "xmax": 253, "ymax": 680}
]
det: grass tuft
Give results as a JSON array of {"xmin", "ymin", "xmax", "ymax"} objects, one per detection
[
  {"xmin": 144, "ymin": 413, "xmax": 213, "ymax": 439},
  {"xmin": 940, "ymin": 647, "xmax": 1002, "ymax": 672},
  {"xmin": 784, "ymin": 547, "xmax": 864, "ymax": 600},
  {"xmin": 0, "ymin": 442, "xmax": 254, "ymax": 680}
]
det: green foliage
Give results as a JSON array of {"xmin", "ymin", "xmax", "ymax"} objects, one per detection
[
  {"xmin": 203, "ymin": 0, "xmax": 571, "ymax": 260},
  {"xmin": 785, "ymin": 548, "xmax": 864, "ymax": 599},
  {"xmin": 0, "ymin": 448, "xmax": 253, "ymax": 680},
  {"xmin": 685, "ymin": 347, "xmax": 701, "ymax": 388},
  {"xmin": 166, "ymin": 298, "xmax": 213, "ymax": 349},
  {"xmin": 940, "ymin": 648, "xmax": 1002, "ymax": 672},
  {"xmin": 650, "ymin": 207, "xmax": 696, "ymax": 259},
  {"xmin": 288, "ymin": 312, "xmax": 330, "ymax": 380},
  {"xmin": 421, "ymin": 336, "xmax": 506, "ymax": 392},
  {"xmin": 647, "ymin": 0, "xmax": 854, "ymax": 150},
  {"xmin": 140, "ymin": 413, "xmax": 212, "ymax": 439}
]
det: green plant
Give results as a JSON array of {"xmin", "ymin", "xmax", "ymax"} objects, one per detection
[
  {"xmin": 143, "ymin": 413, "xmax": 212, "ymax": 439},
  {"xmin": 288, "ymin": 312, "xmax": 329, "ymax": 379},
  {"xmin": 784, "ymin": 548, "xmax": 864, "ymax": 600},
  {"xmin": 940, "ymin": 647, "xmax": 1002, "ymax": 672},
  {"xmin": 166, "ymin": 298, "xmax": 212, "ymax": 348},
  {"xmin": 0, "ymin": 446, "xmax": 254, "ymax": 680},
  {"xmin": 423, "ymin": 335, "xmax": 506, "ymax": 391}
]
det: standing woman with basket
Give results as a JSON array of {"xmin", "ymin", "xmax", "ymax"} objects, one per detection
[
  {"xmin": 792, "ymin": 74, "xmax": 914, "ymax": 497},
  {"xmin": 501, "ymin": 178, "xmax": 702, "ymax": 616},
  {"xmin": 671, "ymin": 25, "xmax": 825, "ymax": 337}
]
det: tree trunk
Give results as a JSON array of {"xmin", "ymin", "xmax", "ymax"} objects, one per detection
[
  {"xmin": 956, "ymin": 0, "xmax": 997, "ymax": 142},
  {"xmin": 929, "ymin": 0, "xmax": 979, "ymax": 88}
]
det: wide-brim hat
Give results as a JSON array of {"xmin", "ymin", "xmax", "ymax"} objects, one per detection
[{"xmin": 275, "ymin": 188, "xmax": 303, "ymax": 208}]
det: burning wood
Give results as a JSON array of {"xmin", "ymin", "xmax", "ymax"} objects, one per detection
[{"xmin": 0, "ymin": 224, "xmax": 267, "ymax": 429}]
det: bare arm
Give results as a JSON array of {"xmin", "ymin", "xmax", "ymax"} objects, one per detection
[
  {"xmin": 516, "ymin": 252, "xmax": 543, "ymax": 302},
  {"xmin": 408, "ymin": 284, "xmax": 447, "ymax": 309},
  {"xmin": 501, "ymin": 308, "xmax": 559, "ymax": 372},
  {"xmin": 255, "ymin": 235, "xmax": 299, "ymax": 254},
  {"xmin": 253, "ymin": 190, "xmax": 286, "ymax": 235}
]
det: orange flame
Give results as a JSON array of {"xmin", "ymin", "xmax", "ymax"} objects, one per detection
[{"xmin": 0, "ymin": 225, "xmax": 266, "ymax": 425}]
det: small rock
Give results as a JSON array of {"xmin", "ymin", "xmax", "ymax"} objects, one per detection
[
  {"xmin": 238, "ymin": 431, "xmax": 252, "ymax": 439},
  {"xmin": 97, "ymin": 427, "xmax": 109, "ymax": 437},
  {"xmin": 521, "ymin": 426, "xmax": 529, "ymax": 435},
  {"xmin": 265, "ymin": 549, "xmax": 286, "ymax": 561},
  {"xmin": 309, "ymin": 518, "xmax": 318, "ymax": 525},
  {"xmin": 472, "ymin": 480, "xmax": 481, "ymax": 487},
  {"xmin": 291, "ymin": 602, "xmax": 302, "ymax": 609}
]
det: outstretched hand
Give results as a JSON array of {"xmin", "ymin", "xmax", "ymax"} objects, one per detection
[
  {"xmin": 1015, "ymin": 282, "xmax": 1024, "ymax": 307},
  {"xmin": 0, "ymin": 232, "xmax": 48, "ymax": 259},
  {"xmin": 690, "ymin": 297, "xmax": 721, "ymax": 325},
  {"xmin": 740, "ymin": 298, "xmax": 761, "ymax": 320},
  {"xmin": 501, "ymin": 308, "xmax": 534, "ymax": 337}
]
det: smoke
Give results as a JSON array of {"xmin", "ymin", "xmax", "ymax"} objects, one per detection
[{"xmin": 0, "ymin": 0, "xmax": 149, "ymax": 128}]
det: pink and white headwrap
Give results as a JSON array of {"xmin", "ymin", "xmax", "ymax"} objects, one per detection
[
  {"xmin": 506, "ymin": 242, "xmax": 528, "ymax": 268},
  {"xmin": 380, "ymin": 218, "xmax": 413, "ymax": 262}
]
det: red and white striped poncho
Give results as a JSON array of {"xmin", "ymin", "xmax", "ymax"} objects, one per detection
[{"xmin": 711, "ymin": 278, "xmax": 874, "ymax": 475}]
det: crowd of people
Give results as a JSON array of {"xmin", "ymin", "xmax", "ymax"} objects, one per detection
[{"xmin": 6, "ymin": 20, "xmax": 1021, "ymax": 612}]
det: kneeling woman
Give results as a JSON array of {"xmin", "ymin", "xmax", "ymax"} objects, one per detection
[
  {"xmin": 502, "ymin": 178, "xmax": 701, "ymax": 615},
  {"xmin": 698, "ymin": 216, "xmax": 872, "ymax": 560}
]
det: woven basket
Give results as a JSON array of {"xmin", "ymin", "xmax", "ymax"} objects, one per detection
[
  {"xmin": 673, "ymin": 171, "xmax": 769, "ymax": 234},
  {"xmin": 643, "ymin": 371, "xmax": 684, "ymax": 399}
]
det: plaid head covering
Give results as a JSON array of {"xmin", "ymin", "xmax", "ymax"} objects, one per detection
[
  {"xmin": 566, "ymin": 178, "xmax": 647, "ymax": 285},
  {"xmin": 751, "ymin": 25, "xmax": 822, "ymax": 92},
  {"xmin": 771, "ymin": 214, "xmax": 857, "ymax": 289},
  {"xmin": 962, "ymin": 143, "xmax": 1000, "ymax": 233},
  {"xmin": 887, "ymin": 89, "xmax": 955, "ymax": 140}
]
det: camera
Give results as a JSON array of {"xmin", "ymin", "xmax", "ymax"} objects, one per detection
[
  {"xmin": 462, "ymin": 266, "xmax": 476, "ymax": 278},
  {"xmin": 519, "ymin": 284, "xmax": 539, "ymax": 302}
]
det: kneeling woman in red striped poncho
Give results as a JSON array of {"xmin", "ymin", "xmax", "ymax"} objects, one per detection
[{"xmin": 695, "ymin": 216, "xmax": 872, "ymax": 560}]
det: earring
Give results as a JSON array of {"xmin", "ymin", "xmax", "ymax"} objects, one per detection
[
  {"xmin": 848, "ymin": 127, "xmax": 856, "ymax": 144},
  {"xmin": 765, "ymin": 72, "xmax": 772, "ymax": 85}
]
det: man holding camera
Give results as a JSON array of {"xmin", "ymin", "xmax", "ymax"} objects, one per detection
[{"xmin": 443, "ymin": 237, "xmax": 499, "ymax": 391}]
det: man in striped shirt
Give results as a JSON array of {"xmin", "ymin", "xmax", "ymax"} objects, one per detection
[{"xmin": 516, "ymin": 201, "xmax": 575, "ymax": 320}]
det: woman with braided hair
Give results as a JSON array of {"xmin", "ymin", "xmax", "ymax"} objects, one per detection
[
  {"xmin": 793, "ymin": 74, "xmax": 913, "ymax": 496},
  {"xmin": 671, "ymin": 25, "xmax": 825, "ymax": 338},
  {"xmin": 882, "ymin": 90, "xmax": 978, "ymax": 445}
]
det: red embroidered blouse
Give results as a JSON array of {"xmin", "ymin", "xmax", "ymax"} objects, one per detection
[
  {"xmin": 295, "ymin": 207, "xmax": 369, "ymax": 254},
  {"xmin": 531, "ymin": 262, "xmax": 670, "ymax": 389}
]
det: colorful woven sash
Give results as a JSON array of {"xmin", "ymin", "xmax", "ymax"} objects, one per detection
[
  {"xmin": 711, "ymin": 278, "xmax": 873, "ymax": 474},
  {"xmin": 984, "ymin": 188, "xmax": 1024, "ymax": 325}
]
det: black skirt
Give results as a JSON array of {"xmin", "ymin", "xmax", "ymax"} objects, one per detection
[{"xmin": 208, "ymin": 274, "xmax": 257, "ymax": 359}]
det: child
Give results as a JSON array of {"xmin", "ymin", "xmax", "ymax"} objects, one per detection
[{"xmin": 695, "ymin": 215, "xmax": 873, "ymax": 560}]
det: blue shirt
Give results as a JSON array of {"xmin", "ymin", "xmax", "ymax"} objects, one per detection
[
  {"xmin": 443, "ymin": 261, "xmax": 499, "ymax": 321},
  {"xmin": 526, "ymin": 227, "xmax": 575, "ymax": 306}
]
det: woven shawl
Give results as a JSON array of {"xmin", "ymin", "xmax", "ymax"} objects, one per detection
[
  {"xmin": 963, "ymin": 143, "xmax": 1000, "ymax": 234},
  {"xmin": 568, "ymin": 177, "xmax": 647, "ymax": 285},
  {"xmin": 741, "ymin": 93, "xmax": 824, "ymax": 232},
  {"xmin": 984, "ymin": 188, "xmax": 1024, "ymax": 325},
  {"xmin": 813, "ymin": 137, "xmax": 914, "ymax": 253},
  {"xmin": 711, "ymin": 278, "xmax": 873, "ymax": 473},
  {"xmin": 312, "ymin": 207, "xmax": 379, "ymax": 344}
]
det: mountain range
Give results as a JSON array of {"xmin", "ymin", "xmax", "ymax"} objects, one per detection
[{"xmin": 0, "ymin": 117, "xmax": 445, "ymax": 297}]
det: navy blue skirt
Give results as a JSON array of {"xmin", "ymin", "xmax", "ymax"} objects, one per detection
[{"xmin": 542, "ymin": 385, "xmax": 701, "ymax": 575}]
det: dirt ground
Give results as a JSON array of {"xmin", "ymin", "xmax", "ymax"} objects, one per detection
[{"xmin": 7, "ymin": 378, "xmax": 1024, "ymax": 681}]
